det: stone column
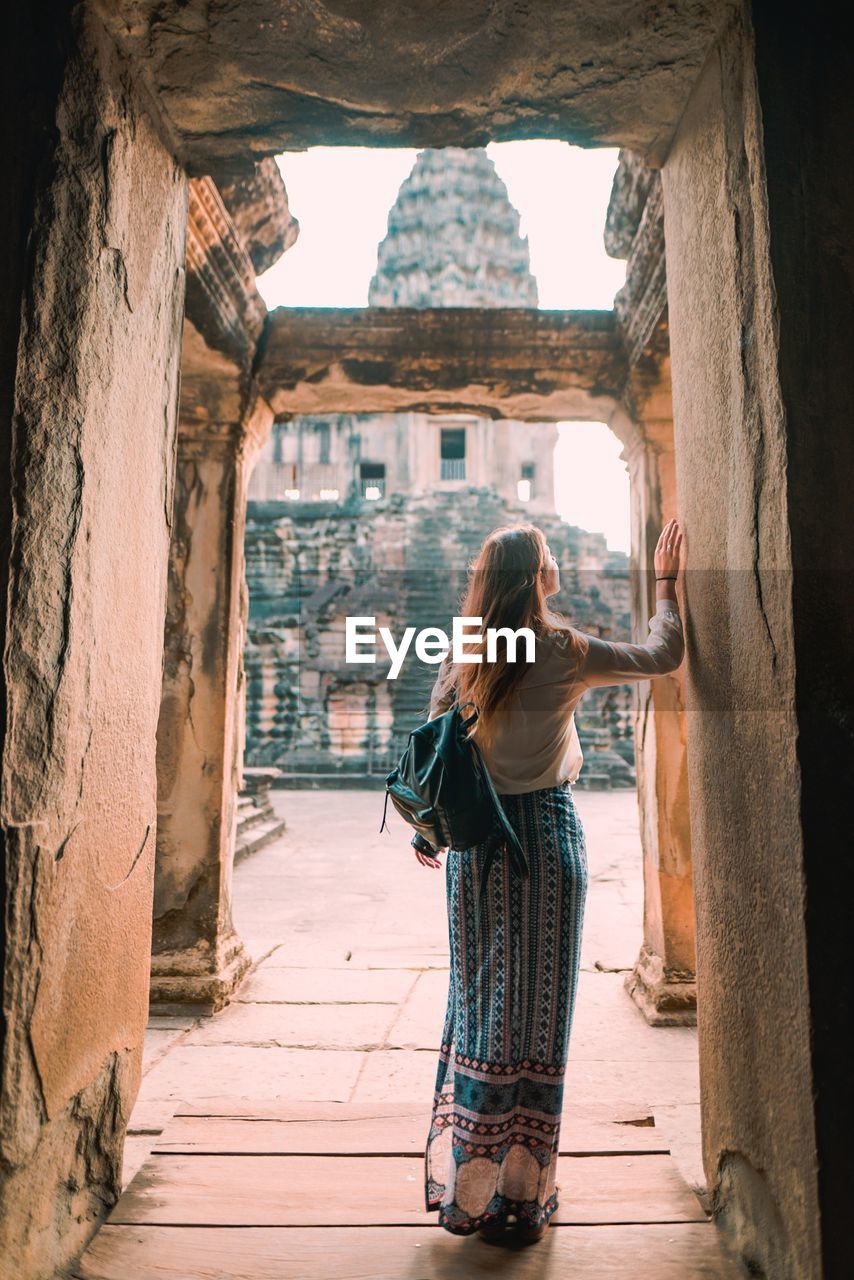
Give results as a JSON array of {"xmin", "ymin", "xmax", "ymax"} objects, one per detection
[
  {"xmin": 149, "ymin": 172, "xmax": 294, "ymax": 1012},
  {"xmin": 151, "ymin": 394, "xmax": 272, "ymax": 1011},
  {"xmin": 604, "ymin": 159, "xmax": 696, "ymax": 1025},
  {"xmin": 618, "ymin": 373, "xmax": 697, "ymax": 1025}
]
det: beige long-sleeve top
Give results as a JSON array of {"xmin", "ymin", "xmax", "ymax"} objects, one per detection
[{"xmin": 428, "ymin": 597, "xmax": 684, "ymax": 794}]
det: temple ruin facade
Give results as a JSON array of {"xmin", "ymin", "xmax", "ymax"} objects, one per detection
[{"xmin": 1, "ymin": 5, "xmax": 852, "ymax": 1279}]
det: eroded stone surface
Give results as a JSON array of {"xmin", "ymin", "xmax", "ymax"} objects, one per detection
[
  {"xmin": 214, "ymin": 157, "xmax": 299, "ymax": 276},
  {"xmin": 0, "ymin": 14, "xmax": 186, "ymax": 1276},
  {"xmin": 102, "ymin": 0, "xmax": 737, "ymax": 167},
  {"xmin": 258, "ymin": 306, "xmax": 628, "ymax": 422},
  {"xmin": 661, "ymin": 15, "xmax": 825, "ymax": 1275}
]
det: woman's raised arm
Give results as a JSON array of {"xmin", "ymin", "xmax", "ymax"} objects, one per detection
[{"xmin": 579, "ymin": 519, "xmax": 685, "ymax": 688}]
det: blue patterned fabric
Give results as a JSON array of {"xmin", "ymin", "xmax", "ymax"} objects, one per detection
[{"xmin": 424, "ymin": 781, "xmax": 588, "ymax": 1233}]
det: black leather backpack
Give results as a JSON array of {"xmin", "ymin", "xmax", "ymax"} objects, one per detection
[{"xmin": 381, "ymin": 702, "xmax": 529, "ymax": 918}]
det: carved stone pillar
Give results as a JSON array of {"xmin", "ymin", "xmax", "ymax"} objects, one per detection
[
  {"xmin": 606, "ymin": 156, "xmax": 696, "ymax": 1025},
  {"xmin": 149, "ymin": 175, "xmax": 286, "ymax": 1010},
  {"xmin": 618, "ymin": 364, "xmax": 696, "ymax": 1025},
  {"xmin": 150, "ymin": 397, "xmax": 271, "ymax": 1010}
]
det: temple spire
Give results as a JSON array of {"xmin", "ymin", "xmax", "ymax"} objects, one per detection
[{"xmin": 368, "ymin": 148, "xmax": 539, "ymax": 308}]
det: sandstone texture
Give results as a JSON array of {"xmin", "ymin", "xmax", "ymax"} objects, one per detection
[
  {"xmin": 0, "ymin": 13, "xmax": 187, "ymax": 1277},
  {"xmin": 369, "ymin": 148, "xmax": 538, "ymax": 309},
  {"xmin": 152, "ymin": 162, "xmax": 287, "ymax": 1013},
  {"xmin": 1, "ymin": 4, "xmax": 850, "ymax": 1279},
  {"xmin": 605, "ymin": 149, "xmax": 660, "ymax": 258},
  {"xmin": 662, "ymin": 14, "xmax": 823, "ymax": 1278}
]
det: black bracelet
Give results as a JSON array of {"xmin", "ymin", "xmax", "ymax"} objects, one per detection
[{"xmin": 655, "ymin": 575, "xmax": 677, "ymax": 581}]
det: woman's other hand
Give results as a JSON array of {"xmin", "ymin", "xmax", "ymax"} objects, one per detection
[
  {"xmin": 654, "ymin": 518, "xmax": 683, "ymax": 581},
  {"xmin": 414, "ymin": 845, "xmax": 445, "ymax": 868}
]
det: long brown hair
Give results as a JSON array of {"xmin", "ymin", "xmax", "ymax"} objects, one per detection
[{"xmin": 432, "ymin": 524, "xmax": 589, "ymax": 736}]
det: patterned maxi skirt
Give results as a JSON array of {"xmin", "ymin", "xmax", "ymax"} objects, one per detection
[{"xmin": 424, "ymin": 781, "xmax": 588, "ymax": 1234}]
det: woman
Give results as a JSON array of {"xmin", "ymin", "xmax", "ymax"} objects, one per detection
[{"xmin": 419, "ymin": 518, "xmax": 684, "ymax": 1244}]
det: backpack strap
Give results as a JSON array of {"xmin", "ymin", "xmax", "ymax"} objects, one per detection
[{"xmin": 379, "ymin": 788, "xmax": 391, "ymax": 834}]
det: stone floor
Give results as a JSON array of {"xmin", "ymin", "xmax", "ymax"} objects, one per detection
[{"xmin": 75, "ymin": 790, "xmax": 744, "ymax": 1279}]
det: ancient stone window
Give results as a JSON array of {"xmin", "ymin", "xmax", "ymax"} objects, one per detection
[
  {"xmin": 518, "ymin": 461, "xmax": 536, "ymax": 502},
  {"xmin": 440, "ymin": 427, "xmax": 466, "ymax": 481},
  {"xmin": 317, "ymin": 420, "xmax": 331, "ymax": 464},
  {"xmin": 360, "ymin": 461, "xmax": 386, "ymax": 500}
]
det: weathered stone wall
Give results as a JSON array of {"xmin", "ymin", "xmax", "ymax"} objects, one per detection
[
  {"xmin": 0, "ymin": 12, "xmax": 186, "ymax": 1277},
  {"xmin": 244, "ymin": 490, "xmax": 635, "ymax": 787},
  {"xmin": 661, "ymin": 7, "xmax": 841, "ymax": 1274}
]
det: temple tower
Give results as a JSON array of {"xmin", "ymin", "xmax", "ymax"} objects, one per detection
[
  {"xmin": 369, "ymin": 147, "xmax": 540, "ymax": 308},
  {"xmin": 249, "ymin": 148, "xmax": 556, "ymax": 508}
]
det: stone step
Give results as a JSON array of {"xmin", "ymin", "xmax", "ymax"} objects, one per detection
[
  {"xmin": 237, "ymin": 804, "xmax": 276, "ymax": 834},
  {"xmin": 234, "ymin": 816, "xmax": 287, "ymax": 864}
]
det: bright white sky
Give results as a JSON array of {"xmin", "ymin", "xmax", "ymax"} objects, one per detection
[{"xmin": 257, "ymin": 141, "xmax": 631, "ymax": 552}]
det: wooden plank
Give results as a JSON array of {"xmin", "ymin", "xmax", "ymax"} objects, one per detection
[
  {"xmin": 156, "ymin": 1114, "xmax": 429, "ymax": 1157},
  {"xmin": 111, "ymin": 1154, "xmax": 706, "ymax": 1227},
  {"xmin": 76, "ymin": 1223, "xmax": 743, "ymax": 1280},
  {"xmin": 122, "ymin": 1136, "xmax": 159, "ymax": 1191},
  {"xmin": 171, "ymin": 1098, "xmax": 664, "ymax": 1147},
  {"xmin": 155, "ymin": 1107, "xmax": 668, "ymax": 1156}
]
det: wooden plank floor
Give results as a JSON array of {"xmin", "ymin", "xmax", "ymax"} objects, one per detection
[
  {"xmin": 107, "ymin": 1152, "xmax": 707, "ymax": 1228},
  {"xmin": 74, "ymin": 792, "xmax": 742, "ymax": 1279},
  {"xmin": 77, "ymin": 1224, "xmax": 744, "ymax": 1280},
  {"xmin": 153, "ymin": 1103, "xmax": 669, "ymax": 1156}
]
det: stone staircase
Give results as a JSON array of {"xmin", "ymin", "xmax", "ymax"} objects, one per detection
[
  {"xmin": 387, "ymin": 490, "xmax": 511, "ymax": 757},
  {"xmin": 244, "ymin": 490, "xmax": 637, "ymax": 787},
  {"xmin": 235, "ymin": 767, "xmax": 287, "ymax": 863}
]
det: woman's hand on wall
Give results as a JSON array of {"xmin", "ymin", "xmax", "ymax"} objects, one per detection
[{"xmin": 654, "ymin": 518, "xmax": 683, "ymax": 582}]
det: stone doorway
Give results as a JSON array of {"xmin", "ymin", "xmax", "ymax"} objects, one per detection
[
  {"xmin": 102, "ymin": 141, "xmax": 707, "ymax": 1277},
  {"xmin": 151, "ymin": 146, "xmax": 696, "ymax": 1037},
  {"xmin": 2, "ymin": 8, "xmax": 849, "ymax": 1279}
]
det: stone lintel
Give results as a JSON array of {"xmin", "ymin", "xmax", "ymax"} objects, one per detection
[
  {"xmin": 185, "ymin": 177, "xmax": 267, "ymax": 369},
  {"xmin": 212, "ymin": 157, "xmax": 300, "ymax": 275},
  {"xmin": 626, "ymin": 943, "xmax": 697, "ymax": 1027},
  {"xmin": 614, "ymin": 177, "xmax": 667, "ymax": 365},
  {"xmin": 103, "ymin": 4, "xmax": 730, "ymax": 169},
  {"xmin": 605, "ymin": 149, "xmax": 659, "ymax": 258},
  {"xmin": 257, "ymin": 307, "xmax": 627, "ymax": 421}
]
